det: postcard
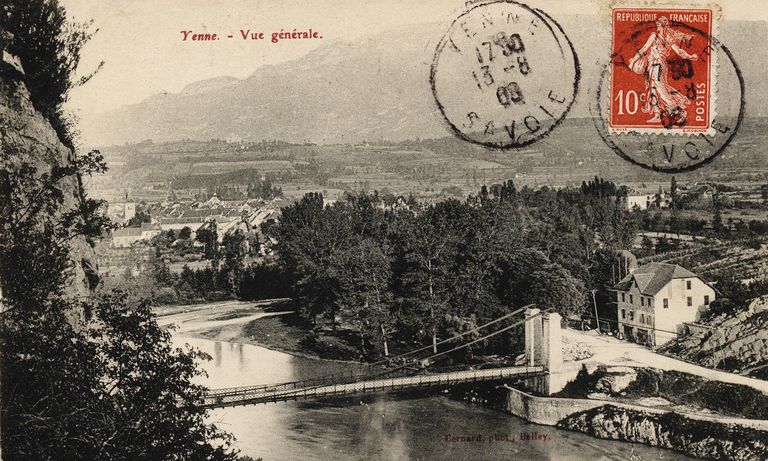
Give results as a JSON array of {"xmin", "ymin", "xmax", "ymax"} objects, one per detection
[{"xmin": 2, "ymin": 0, "xmax": 768, "ymax": 460}]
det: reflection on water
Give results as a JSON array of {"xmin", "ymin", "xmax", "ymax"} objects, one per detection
[{"xmin": 175, "ymin": 336, "xmax": 694, "ymax": 461}]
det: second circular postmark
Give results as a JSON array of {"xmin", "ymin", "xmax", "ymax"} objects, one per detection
[
  {"xmin": 592, "ymin": 7, "xmax": 745, "ymax": 173},
  {"xmin": 430, "ymin": 0, "xmax": 580, "ymax": 149}
]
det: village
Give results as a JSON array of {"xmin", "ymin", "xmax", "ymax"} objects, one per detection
[{"xmin": 5, "ymin": 1, "xmax": 768, "ymax": 459}]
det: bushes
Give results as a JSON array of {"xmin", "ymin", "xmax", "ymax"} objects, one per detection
[
  {"xmin": 238, "ymin": 262, "xmax": 291, "ymax": 300},
  {"xmin": 154, "ymin": 286, "xmax": 178, "ymax": 305}
]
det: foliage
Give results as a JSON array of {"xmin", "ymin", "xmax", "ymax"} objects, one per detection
[
  {"xmin": 196, "ymin": 223, "xmax": 220, "ymax": 263},
  {"xmin": 1, "ymin": 0, "xmax": 103, "ymax": 148},
  {"xmin": 268, "ymin": 180, "xmax": 635, "ymax": 359},
  {"xmin": 1, "ymin": 154, "xmax": 238, "ymax": 459},
  {"xmin": 704, "ymin": 273, "xmax": 768, "ymax": 319},
  {"xmin": 0, "ymin": 2, "xmax": 239, "ymax": 457},
  {"xmin": 221, "ymin": 230, "xmax": 247, "ymax": 295},
  {"xmin": 126, "ymin": 210, "xmax": 152, "ymax": 227},
  {"xmin": 179, "ymin": 226, "xmax": 192, "ymax": 240},
  {"xmin": 1, "ymin": 295, "xmax": 236, "ymax": 460}
]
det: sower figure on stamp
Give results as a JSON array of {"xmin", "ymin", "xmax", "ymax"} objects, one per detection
[{"xmin": 629, "ymin": 17, "xmax": 698, "ymax": 124}]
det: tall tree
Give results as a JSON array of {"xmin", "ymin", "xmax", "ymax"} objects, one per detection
[
  {"xmin": 332, "ymin": 237, "xmax": 394, "ymax": 357},
  {"xmin": 395, "ymin": 201, "xmax": 462, "ymax": 353}
]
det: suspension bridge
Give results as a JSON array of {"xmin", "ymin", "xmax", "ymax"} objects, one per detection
[{"xmin": 199, "ymin": 307, "xmax": 563, "ymax": 408}]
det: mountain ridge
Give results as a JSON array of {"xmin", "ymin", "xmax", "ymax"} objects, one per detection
[{"xmin": 79, "ymin": 17, "xmax": 767, "ymax": 146}]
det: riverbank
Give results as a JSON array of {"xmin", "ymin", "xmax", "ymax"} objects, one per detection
[
  {"xmin": 155, "ymin": 298, "xmax": 365, "ymax": 364},
  {"xmin": 494, "ymin": 365, "xmax": 768, "ymax": 460}
]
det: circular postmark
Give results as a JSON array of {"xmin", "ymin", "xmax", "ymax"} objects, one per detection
[
  {"xmin": 430, "ymin": 0, "xmax": 580, "ymax": 149},
  {"xmin": 592, "ymin": 19, "xmax": 745, "ymax": 173}
]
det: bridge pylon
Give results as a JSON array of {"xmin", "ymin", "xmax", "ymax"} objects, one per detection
[{"xmin": 524, "ymin": 308, "xmax": 565, "ymax": 394}]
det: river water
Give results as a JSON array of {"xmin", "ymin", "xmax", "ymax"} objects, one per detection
[{"xmin": 175, "ymin": 336, "xmax": 695, "ymax": 461}]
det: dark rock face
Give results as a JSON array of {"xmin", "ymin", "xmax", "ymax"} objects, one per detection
[
  {"xmin": 0, "ymin": 60, "xmax": 97, "ymax": 324},
  {"xmin": 558, "ymin": 405, "xmax": 768, "ymax": 460}
]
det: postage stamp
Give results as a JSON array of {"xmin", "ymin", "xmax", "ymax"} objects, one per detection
[
  {"xmin": 610, "ymin": 6, "xmax": 716, "ymax": 135},
  {"xmin": 430, "ymin": 0, "xmax": 579, "ymax": 149},
  {"xmin": 591, "ymin": 3, "xmax": 744, "ymax": 173}
]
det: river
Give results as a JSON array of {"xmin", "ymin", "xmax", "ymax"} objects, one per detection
[{"xmin": 175, "ymin": 336, "xmax": 695, "ymax": 461}]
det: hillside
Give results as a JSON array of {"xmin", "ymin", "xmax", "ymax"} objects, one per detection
[
  {"xmin": 661, "ymin": 297, "xmax": 768, "ymax": 379},
  {"xmin": 79, "ymin": 18, "xmax": 768, "ymax": 146}
]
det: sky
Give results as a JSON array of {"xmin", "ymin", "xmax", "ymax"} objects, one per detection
[{"xmin": 62, "ymin": 0, "xmax": 768, "ymax": 116}]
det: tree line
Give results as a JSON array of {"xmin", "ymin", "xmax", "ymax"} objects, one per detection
[{"xmin": 268, "ymin": 179, "xmax": 638, "ymax": 360}]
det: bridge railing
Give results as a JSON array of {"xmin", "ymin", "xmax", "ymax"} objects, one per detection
[
  {"xmin": 205, "ymin": 361, "xmax": 535, "ymax": 398},
  {"xmin": 206, "ymin": 370, "xmax": 370, "ymax": 396},
  {"xmin": 201, "ymin": 365, "xmax": 546, "ymax": 407}
]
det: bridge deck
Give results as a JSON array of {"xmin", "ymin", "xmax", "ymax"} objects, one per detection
[{"xmin": 202, "ymin": 365, "xmax": 545, "ymax": 408}]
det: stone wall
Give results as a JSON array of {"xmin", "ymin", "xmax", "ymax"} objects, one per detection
[
  {"xmin": 560, "ymin": 405, "xmax": 768, "ymax": 460},
  {"xmin": 502, "ymin": 384, "xmax": 610, "ymax": 425},
  {"xmin": 500, "ymin": 385, "xmax": 768, "ymax": 430},
  {"xmin": 499, "ymin": 384, "xmax": 768, "ymax": 458}
]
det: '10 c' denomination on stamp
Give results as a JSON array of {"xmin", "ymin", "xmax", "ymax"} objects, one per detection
[
  {"xmin": 610, "ymin": 7, "xmax": 716, "ymax": 135},
  {"xmin": 593, "ymin": 2, "xmax": 744, "ymax": 173},
  {"xmin": 430, "ymin": 0, "xmax": 579, "ymax": 149}
]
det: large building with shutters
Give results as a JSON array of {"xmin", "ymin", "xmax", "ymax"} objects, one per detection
[{"xmin": 613, "ymin": 262, "xmax": 715, "ymax": 346}]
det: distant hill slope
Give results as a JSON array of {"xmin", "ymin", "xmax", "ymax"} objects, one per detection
[{"xmin": 80, "ymin": 18, "xmax": 768, "ymax": 146}]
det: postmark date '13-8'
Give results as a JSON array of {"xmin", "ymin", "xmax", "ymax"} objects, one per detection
[{"xmin": 431, "ymin": 1, "xmax": 579, "ymax": 149}]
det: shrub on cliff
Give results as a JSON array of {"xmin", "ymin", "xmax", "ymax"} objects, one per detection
[
  {"xmin": 0, "ymin": 151, "xmax": 240, "ymax": 459},
  {"xmin": 1, "ymin": 0, "xmax": 103, "ymax": 148}
]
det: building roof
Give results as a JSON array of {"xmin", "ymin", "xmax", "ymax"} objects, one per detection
[
  {"xmin": 113, "ymin": 227, "xmax": 143, "ymax": 237},
  {"xmin": 613, "ymin": 262, "xmax": 698, "ymax": 296}
]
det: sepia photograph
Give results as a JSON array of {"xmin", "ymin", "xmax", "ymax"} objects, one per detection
[{"xmin": 2, "ymin": 0, "xmax": 768, "ymax": 459}]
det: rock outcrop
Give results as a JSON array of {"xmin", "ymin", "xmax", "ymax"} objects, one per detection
[
  {"xmin": 559, "ymin": 405, "xmax": 768, "ymax": 460},
  {"xmin": 0, "ymin": 34, "xmax": 97, "ymax": 323},
  {"xmin": 661, "ymin": 304, "xmax": 768, "ymax": 378}
]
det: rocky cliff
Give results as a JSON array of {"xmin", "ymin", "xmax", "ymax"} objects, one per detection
[
  {"xmin": 0, "ymin": 41, "xmax": 97, "ymax": 322},
  {"xmin": 661, "ymin": 299, "xmax": 768, "ymax": 379},
  {"xmin": 558, "ymin": 405, "xmax": 768, "ymax": 460}
]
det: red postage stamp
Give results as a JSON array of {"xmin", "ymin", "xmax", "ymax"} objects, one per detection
[{"xmin": 610, "ymin": 7, "xmax": 716, "ymax": 135}]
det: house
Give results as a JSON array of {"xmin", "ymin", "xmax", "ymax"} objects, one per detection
[
  {"xmin": 111, "ymin": 227, "xmax": 143, "ymax": 248},
  {"xmin": 626, "ymin": 194, "xmax": 653, "ymax": 210},
  {"xmin": 613, "ymin": 262, "xmax": 715, "ymax": 346},
  {"xmin": 111, "ymin": 222, "xmax": 162, "ymax": 248},
  {"xmin": 625, "ymin": 188, "xmax": 671, "ymax": 210}
]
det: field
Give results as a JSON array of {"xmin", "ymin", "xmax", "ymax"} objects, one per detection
[{"xmin": 87, "ymin": 117, "xmax": 768, "ymax": 204}]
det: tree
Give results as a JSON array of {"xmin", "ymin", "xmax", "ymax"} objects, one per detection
[
  {"xmin": 713, "ymin": 207, "xmax": 725, "ymax": 237},
  {"xmin": 221, "ymin": 230, "xmax": 247, "ymax": 295},
  {"xmin": 524, "ymin": 264, "xmax": 586, "ymax": 319},
  {"xmin": 332, "ymin": 238, "xmax": 394, "ymax": 357},
  {"xmin": 641, "ymin": 235, "xmax": 654, "ymax": 254},
  {"xmin": 1, "ymin": 0, "xmax": 103, "ymax": 148},
  {"xmin": 179, "ymin": 226, "xmax": 192, "ymax": 240},
  {"xmin": 196, "ymin": 222, "xmax": 219, "ymax": 263},
  {"xmin": 270, "ymin": 193, "xmax": 354, "ymax": 327},
  {"xmin": 395, "ymin": 201, "xmax": 463, "ymax": 353},
  {"xmin": 671, "ymin": 176, "xmax": 679, "ymax": 209},
  {"xmin": 655, "ymin": 236, "xmax": 672, "ymax": 254},
  {"xmin": 1, "ymin": 2, "xmax": 238, "ymax": 457},
  {"xmin": 126, "ymin": 210, "xmax": 151, "ymax": 227},
  {"xmin": 1, "ymin": 154, "xmax": 237, "ymax": 459}
]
